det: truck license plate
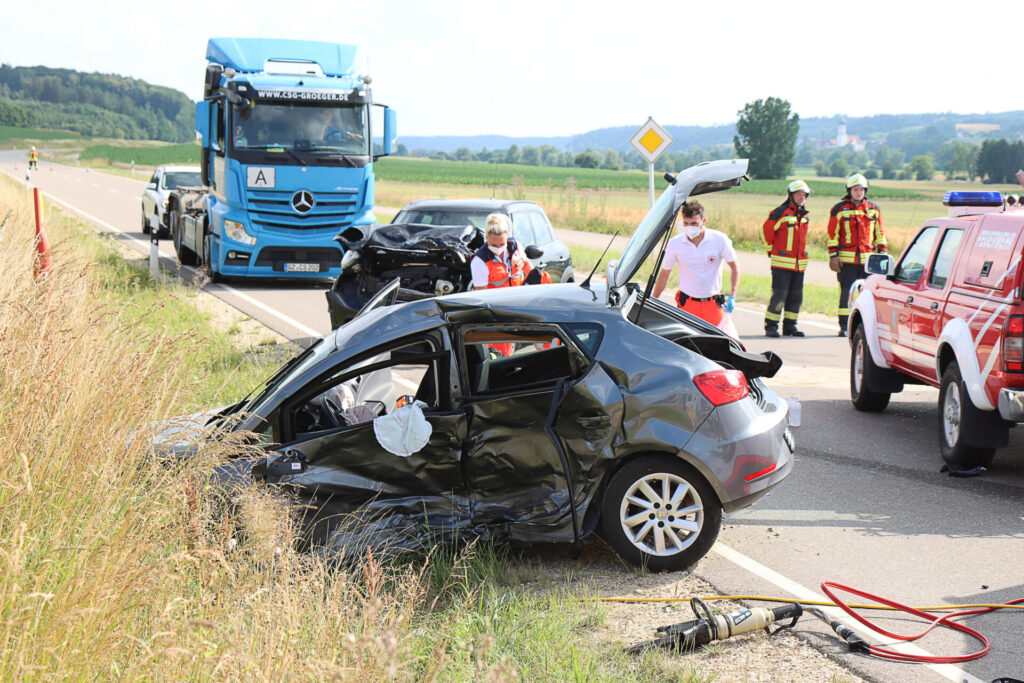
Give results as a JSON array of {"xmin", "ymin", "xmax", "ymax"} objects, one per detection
[{"xmin": 285, "ymin": 262, "xmax": 320, "ymax": 273}]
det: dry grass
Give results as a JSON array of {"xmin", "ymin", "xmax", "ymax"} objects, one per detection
[{"xmin": 0, "ymin": 178, "xmax": 683, "ymax": 681}]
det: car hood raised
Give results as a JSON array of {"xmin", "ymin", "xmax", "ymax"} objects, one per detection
[{"xmin": 612, "ymin": 159, "xmax": 749, "ymax": 289}]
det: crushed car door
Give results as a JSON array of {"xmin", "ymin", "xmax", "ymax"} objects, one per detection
[
  {"xmin": 271, "ymin": 337, "xmax": 471, "ymax": 545},
  {"xmin": 457, "ymin": 324, "xmax": 622, "ymax": 542}
]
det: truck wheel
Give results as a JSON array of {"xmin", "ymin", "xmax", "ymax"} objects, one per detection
[
  {"xmin": 204, "ymin": 232, "xmax": 223, "ymax": 283},
  {"xmin": 600, "ymin": 455, "xmax": 721, "ymax": 572},
  {"xmin": 171, "ymin": 209, "xmax": 198, "ymax": 267},
  {"xmin": 850, "ymin": 327, "xmax": 891, "ymax": 412},
  {"xmin": 938, "ymin": 362, "xmax": 995, "ymax": 469},
  {"xmin": 141, "ymin": 208, "xmax": 150, "ymax": 235}
]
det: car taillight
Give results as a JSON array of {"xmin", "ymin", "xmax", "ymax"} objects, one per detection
[
  {"xmin": 1004, "ymin": 315, "xmax": 1024, "ymax": 372},
  {"xmin": 693, "ymin": 369, "xmax": 749, "ymax": 406}
]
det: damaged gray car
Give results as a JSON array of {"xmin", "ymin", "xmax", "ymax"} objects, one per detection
[{"xmin": 191, "ymin": 159, "xmax": 794, "ymax": 571}]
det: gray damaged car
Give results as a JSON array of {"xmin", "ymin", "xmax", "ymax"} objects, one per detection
[{"xmin": 184, "ymin": 159, "xmax": 794, "ymax": 571}]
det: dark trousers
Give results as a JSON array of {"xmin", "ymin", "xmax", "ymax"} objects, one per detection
[
  {"xmin": 765, "ymin": 268, "xmax": 804, "ymax": 332},
  {"xmin": 837, "ymin": 262, "xmax": 866, "ymax": 330}
]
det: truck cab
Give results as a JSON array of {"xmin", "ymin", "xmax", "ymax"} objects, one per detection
[
  {"xmin": 849, "ymin": 191, "xmax": 1024, "ymax": 469},
  {"xmin": 176, "ymin": 38, "xmax": 396, "ymax": 280}
]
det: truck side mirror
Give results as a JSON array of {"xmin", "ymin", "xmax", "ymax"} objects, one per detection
[
  {"xmin": 195, "ymin": 101, "xmax": 211, "ymax": 148},
  {"xmin": 382, "ymin": 107, "xmax": 396, "ymax": 156},
  {"xmin": 866, "ymin": 253, "xmax": 895, "ymax": 276}
]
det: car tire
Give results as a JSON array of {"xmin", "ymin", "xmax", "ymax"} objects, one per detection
[
  {"xmin": 204, "ymin": 232, "xmax": 222, "ymax": 283},
  {"xmin": 850, "ymin": 327, "xmax": 890, "ymax": 412},
  {"xmin": 171, "ymin": 208, "xmax": 198, "ymax": 267},
  {"xmin": 600, "ymin": 455, "xmax": 721, "ymax": 572},
  {"xmin": 938, "ymin": 362, "xmax": 995, "ymax": 469},
  {"xmin": 141, "ymin": 207, "xmax": 150, "ymax": 235}
]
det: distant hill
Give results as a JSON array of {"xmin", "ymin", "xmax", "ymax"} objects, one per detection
[
  {"xmin": 0, "ymin": 65, "xmax": 194, "ymax": 142},
  {"xmin": 404, "ymin": 111, "xmax": 1024, "ymax": 154}
]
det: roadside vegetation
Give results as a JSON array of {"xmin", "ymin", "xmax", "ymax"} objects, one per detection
[{"xmin": 0, "ymin": 175, "xmax": 718, "ymax": 680}]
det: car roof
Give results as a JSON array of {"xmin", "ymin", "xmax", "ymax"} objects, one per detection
[
  {"xmin": 157, "ymin": 165, "xmax": 202, "ymax": 173},
  {"xmin": 328, "ymin": 284, "xmax": 610, "ymax": 354},
  {"xmin": 398, "ymin": 198, "xmax": 539, "ymax": 213}
]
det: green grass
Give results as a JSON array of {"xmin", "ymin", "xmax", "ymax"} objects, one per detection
[
  {"xmin": 80, "ymin": 142, "xmax": 201, "ymax": 165},
  {"xmin": 0, "ymin": 124, "xmax": 83, "ymax": 141}
]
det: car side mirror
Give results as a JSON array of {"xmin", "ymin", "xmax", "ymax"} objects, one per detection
[
  {"xmin": 866, "ymin": 253, "xmax": 895, "ymax": 276},
  {"xmin": 146, "ymin": 182, "xmax": 156, "ymax": 190},
  {"xmin": 525, "ymin": 245, "xmax": 543, "ymax": 259}
]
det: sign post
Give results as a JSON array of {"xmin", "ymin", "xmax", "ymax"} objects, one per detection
[{"xmin": 629, "ymin": 117, "xmax": 674, "ymax": 207}]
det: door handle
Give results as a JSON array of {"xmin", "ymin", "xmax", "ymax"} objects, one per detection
[
  {"xmin": 906, "ymin": 296, "xmax": 914, "ymax": 303},
  {"xmin": 930, "ymin": 302, "xmax": 939, "ymax": 311},
  {"xmin": 428, "ymin": 434, "xmax": 460, "ymax": 449},
  {"xmin": 577, "ymin": 415, "xmax": 610, "ymax": 428}
]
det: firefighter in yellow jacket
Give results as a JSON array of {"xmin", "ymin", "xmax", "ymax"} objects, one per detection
[
  {"xmin": 28, "ymin": 146, "xmax": 39, "ymax": 170},
  {"xmin": 827, "ymin": 173, "xmax": 887, "ymax": 336},
  {"xmin": 762, "ymin": 180, "xmax": 811, "ymax": 337}
]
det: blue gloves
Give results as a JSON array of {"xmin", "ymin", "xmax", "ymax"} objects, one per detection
[{"xmin": 724, "ymin": 296, "xmax": 736, "ymax": 313}]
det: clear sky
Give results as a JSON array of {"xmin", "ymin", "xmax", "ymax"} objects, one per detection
[{"xmin": 3, "ymin": 0, "xmax": 1021, "ymax": 137}]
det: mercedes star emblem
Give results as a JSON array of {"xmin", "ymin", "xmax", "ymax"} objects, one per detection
[{"xmin": 291, "ymin": 190, "xmax": 315, "ymax": 214}]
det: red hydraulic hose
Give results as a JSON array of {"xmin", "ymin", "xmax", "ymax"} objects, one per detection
[{"xmin": 821, "ymin": 581, "xmax": 1024, "ymax": 664}]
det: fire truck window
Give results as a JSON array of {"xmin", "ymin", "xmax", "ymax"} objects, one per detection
[
  {"xmin": 928, "ymin": 229, "xmax": 964, "ymax": 289},
  {"xmin": 894, "ymin": 226, "xmax": 939, "ymax": 285}
]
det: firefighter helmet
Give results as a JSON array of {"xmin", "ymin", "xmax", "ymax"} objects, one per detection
[
  {"xmin": 787, "ymin": 180, "xmax": 811, "ymax": 195},
  {"xmin": 846, "ymin": 173, "xmax": 869, "ymax": 190}
]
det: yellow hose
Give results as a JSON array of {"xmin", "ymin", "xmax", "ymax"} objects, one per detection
[{"xmin": 588, "ymin": 595, "xmax": 1024, "ymax": 612}]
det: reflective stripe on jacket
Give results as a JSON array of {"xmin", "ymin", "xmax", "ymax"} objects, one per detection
[
  {"xmin": 474, "ymin": 238, "xmax": 530, "ymax": 288},
  {"xmin": 826, "ymin": 198, "xmax": 887, "ymax": 265},
  {"xmin": 762, "ymin": 201, "xmax": 809, "ymax": 272}
]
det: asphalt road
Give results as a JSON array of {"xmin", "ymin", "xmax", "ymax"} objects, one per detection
[{"xmin": 6, "ymin": 152, "xmax": 1024, "ymax": 683}]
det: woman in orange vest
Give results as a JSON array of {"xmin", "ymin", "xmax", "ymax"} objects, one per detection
[{"xmin": 470, "ymin": 213, "xmax": 534, "ymax": 290}]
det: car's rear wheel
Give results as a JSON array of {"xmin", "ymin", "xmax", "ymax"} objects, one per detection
[
  {"xmin": 850, "ymin": 327, "xmax": 890, "ymax": 412},
  {"xmin": 938, "ymin": 362, "xmax": 995, "ymax": 469},
  {"xmin": 171, "ymin": 208, "xmax": 198, "ymax": 267},
  {"xmin": 600, "ymin": 455, "xmax": 721, "ymax": 571},
  {"xmin": 141, "ymin": 207, "xmax": 150, "ymax": 235}
]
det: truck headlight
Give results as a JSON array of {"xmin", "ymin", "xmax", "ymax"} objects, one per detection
[{"xmin": 224, "ymin": 219, "xmax": 256, "ymax": 246}]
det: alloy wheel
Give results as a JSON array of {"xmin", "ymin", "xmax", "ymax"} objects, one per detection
[{"xmin": 619, "ymin": 472, "xmax": 704, "ymax": 557}]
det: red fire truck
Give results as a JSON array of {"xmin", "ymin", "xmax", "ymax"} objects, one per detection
[{"xmin": 848, "ymin": 191, "xmax": 1024, "ymax": 469}]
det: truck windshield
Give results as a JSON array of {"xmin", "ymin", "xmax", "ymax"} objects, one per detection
[{"xmin": 231, "ymin": 102, "xmax": 368, "ymax": 157}]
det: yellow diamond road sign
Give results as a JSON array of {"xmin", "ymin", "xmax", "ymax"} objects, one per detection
[{"xmin": 629, "ymin": 117, "xmax": 673, "ymax": 163}]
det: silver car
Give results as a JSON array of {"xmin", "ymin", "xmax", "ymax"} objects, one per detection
[{"xmin": 141, "ymin": 165, "xmax": 202, "ymax": 236}]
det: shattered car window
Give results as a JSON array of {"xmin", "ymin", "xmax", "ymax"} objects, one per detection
[
  {"xmin": 461, "ymin": 328, "xmax": 577, "ymax": 394},
  {"xmin": 291, "ymin": 340, "xmax": 445, "ymax": 437}
]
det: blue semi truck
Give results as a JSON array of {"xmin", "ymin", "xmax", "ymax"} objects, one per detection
[{"xmin": 167, "ymin": 37, "xmax": 396, "ymax": 281}]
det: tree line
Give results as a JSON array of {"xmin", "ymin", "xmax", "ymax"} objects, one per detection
[{"xmin": 0, "ymin": 65, "xmax": 193, "ymax": 141}]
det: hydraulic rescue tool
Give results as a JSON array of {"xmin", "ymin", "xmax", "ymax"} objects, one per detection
[{"xmin": 626, "ymin": 597, "xmax": 802, "ymax": 653}]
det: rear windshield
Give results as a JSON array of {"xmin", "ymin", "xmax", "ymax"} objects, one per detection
[
  {"xmin": 162, "ymin": 172, "xmax": 202, "ymax": 190},
  {"xmin": 394, "ymin": 209, "xmax": 494, "ymax": 228}
]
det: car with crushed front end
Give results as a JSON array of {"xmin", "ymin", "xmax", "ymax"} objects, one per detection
[
  {"xmin": 325, "ymin": 199, "xmax": 574, "ymax": 329},
  {"xmin": 140, "ymin": 165, "xmax": 202, "ymax": 236},
  {"xmin": 171, "ymin": 159, "xmax": 794, "ymax": 571}
]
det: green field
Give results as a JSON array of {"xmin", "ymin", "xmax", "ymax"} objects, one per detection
[
  {"xmin": 80, "ymin": 142, "xmax": 201, "ymax": 165},
  {"xmin": 375, "ymin": 157, "xmax": 927, "ymax": 198},
  {"xmin": 0, "ymin": 124, "xmax": 83, "ymax": 142}
]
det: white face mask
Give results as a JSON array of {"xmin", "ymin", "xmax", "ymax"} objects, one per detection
[
  {"xmin": 683, "ymin": 224, "xmax": 703, "ymax": 240},
  {"xmin": 488, "ymin": 244, "xmax": 506, "ymax": 256}
]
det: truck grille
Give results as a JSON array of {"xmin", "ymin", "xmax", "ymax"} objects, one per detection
[
  {"xmin": 246, "ymin": 188, "xmax": 360, "ymax": 235},
  {"xmin": 254, "ymin": 247, "xmax": 343, "ymax": 271}
]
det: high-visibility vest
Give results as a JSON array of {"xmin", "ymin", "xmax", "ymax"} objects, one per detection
[
  {"xmin": 827, "ymin": 198, "xmax": 887, "ymax": 265},
  {"xmin": 29, "ymin": 150, "xmax": 38, "ymax": 162},
  {"xmin": 762, "ymin": 201, "xmax": 809, "ymax": 272},
  {"xmin": 474, "ymin": 239, "xmax": 530, "ymax": 288}
]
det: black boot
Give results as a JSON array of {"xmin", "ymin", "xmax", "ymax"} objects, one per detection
[
  {"xmin": 783, "ymin": 327, "xmax": 805, "ymax": 337},
  {"xmin": 765, "ymin": 326, "xmax": 780, "ymax": 338}
]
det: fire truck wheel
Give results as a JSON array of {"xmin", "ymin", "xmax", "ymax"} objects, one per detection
[
  {"xmin": 600, "ymin": 455, "xmax": 722, "ymax": 572},
  {"xmin": 938, "ymin": 362, "xmax": 995, "ymax": 469},
  {"xmin": 850, "ymin": 327, "xmax": 891, "ymax": 412}
]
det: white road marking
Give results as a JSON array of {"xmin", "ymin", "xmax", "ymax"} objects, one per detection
[
  {"xmin": 734, "ymin": 305, "xmax": 839, "ymax": 332},
  {"xmin": 108, "ymin": 188, "xmax": 119, "ymax": 194},
  {"xmin": 16, "ymin": 180, "xmax": 326, "ymax": 341},
  {"xmin": 712, "ymin": 542, "xmax": 983, "ymax": 683}
]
